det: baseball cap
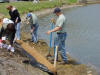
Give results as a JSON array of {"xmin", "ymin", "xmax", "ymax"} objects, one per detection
[
  {"xmin": 53, "ymin": 8, "xmax": 61, "ymax": 13},
  {"xmin": 26, "ymin": 13, "xmax": 31, "ymax": 18}
]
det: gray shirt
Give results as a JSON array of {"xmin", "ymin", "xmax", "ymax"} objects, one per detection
[
  {"xmin": 56, "ymin": 14, "xmax": 66, "ymax": 33},
  {"xmin": 28, "ymin": 13, "xmax": 38, "ymax": 25}
]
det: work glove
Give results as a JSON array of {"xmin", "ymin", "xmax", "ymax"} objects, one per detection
[
  {"xmin": 7, "ymin": 45, "xmax": 11, "ymax": 50},
  {"xmin": 10, "ymin": 47, "xmax": 15, "ymax": 53}
]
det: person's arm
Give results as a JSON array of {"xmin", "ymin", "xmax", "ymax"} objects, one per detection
[
  {"xmin": 46, "ymin": 18, "xmax": 64, "ymax": 35},
  {"xmin": 30, "ymin": 25, "xmax": 35, "ymax": 33},
  {"xmin": 14, "ymin": 10, "xmax": 20, "ymax": 23},
  {"xmin": 15, "ymin": 17, "xmax": 18, "ymax": 23},
  {"xmin": 51, "ymin": 18, "xmax": 56, "ymax": 25},
  {"xmin": 30, "ymin": 27, "xmax": 34, "ymax": 33},
  {"xmin": 46, "ymin": 26, "xmax": 61, "ymax": 35},
  {"xmin": 9, "ymin": 11, "xmax": 12, "ymax": 20}
]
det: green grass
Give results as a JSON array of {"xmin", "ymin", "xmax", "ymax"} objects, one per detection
[
  {"xmin": 0, "ymin": 1, "xmax": 61, "ymax": 17},
  {"xmin": 0, "ymin": 0, "xmax": 77, "ymax": 17},
  {"xmin": 67, "ymin": 0, "xmax": 77, "ymax": 4}
]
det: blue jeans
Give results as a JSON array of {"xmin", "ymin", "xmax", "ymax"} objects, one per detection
[
  {"xmin": 31, "ymin": 23, "xmax": 39, "ymax": 43},
  {"xmin": 15, "ymin": 22, "xmax": 20, "ymax": 40},
  {"xmin": 54, "ymin": 32, "xmax": 67, "ymax": 62}
]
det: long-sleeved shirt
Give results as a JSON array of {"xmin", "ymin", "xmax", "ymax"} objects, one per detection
[{"xmin": 9, "ymin": 7, "xmax": 21, "ymax": 23}]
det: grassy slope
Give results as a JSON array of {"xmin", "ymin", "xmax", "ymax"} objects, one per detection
[
  {"xmin": 0, "ymin": 1, "xmax": 61, "ymax": 17},
  {"xmin": 68, "ymin": 0, "xmax": 77, "ymax": 3},
  {"xmin": 0, "ymin": 0, "xmax": 77, "ymax": 17}
]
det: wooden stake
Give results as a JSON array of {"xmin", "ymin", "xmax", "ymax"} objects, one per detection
[{"xmin": 54, "ymin": 46, "xmax": 58, "ymax": 68}]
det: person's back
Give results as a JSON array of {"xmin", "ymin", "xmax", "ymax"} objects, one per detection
[
  {"xmin": 0, "ymin": 18, "xmax": 15, "ymax": 43},
  {"xmin": 29, "ymin": 13, "xmax": 38, "ymax": 25},
  {"xmin": 8, "ymin": 7, "xmax": 21, "ymax": 23},
  {"xmin": 0, "ymin": 18, "xmax": 12, "ymax": 38},
  {"xmin": 26, "ymin": 13, "xmax": 39, "ymax": 43}
]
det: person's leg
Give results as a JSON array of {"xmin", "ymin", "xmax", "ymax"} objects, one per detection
[
  {"xmin": 58, "ymin": 33, "xmax": 67, "ymax": 63},
  {"xmin": 31, "ymin": 31, "xmax": 35, "ymax": 42},
  {"xmin": 8, "ymin": 31, "xmax": 16, "ymax": 52},
  {"xmin": 15, "ymin": 22, "xmax": 20, "ymax": 40},
  {"xmin": 32, "ymin": 24, "xmax": 39, "ymax": 43},
  {"xmin": 8, "ymin": 31, "xmax": 16, "ymax": 46},
  {"xmin": 0, "ymin": 27, "xmax": 4, "ymax": 39},
  {"xmin": 31, "ymin": 32, "xmax": 34, "ymax": 42}
]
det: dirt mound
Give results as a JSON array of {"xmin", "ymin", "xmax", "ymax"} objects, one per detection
[
  {"xmin": 0, "ymin": 45, "xmax": 48, "ymax": 75},
  {"xmin": 0, "ymin": 57, "xmax": 32, "ymax": 75}
]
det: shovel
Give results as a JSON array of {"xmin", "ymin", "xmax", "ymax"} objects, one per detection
[{"xmin": 46, "ymin": 22, "xmax": 54, "ymax": 58}]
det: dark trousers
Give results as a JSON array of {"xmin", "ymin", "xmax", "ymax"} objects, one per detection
[{"xmin": 0, "ymin": 27, "xmax": 16, "ymax": 45}]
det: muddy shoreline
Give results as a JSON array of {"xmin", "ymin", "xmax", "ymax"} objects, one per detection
[
  {"xmin": 0, "ymin": 3, "xmax": 98, "ymax": 75},
  {"xmin": 21, "ymin": 3, "xmax": 98, "ymax": 75},
  {"xmin": 20, "ymin": 4, "xmax": 98, "ymax": 75}
]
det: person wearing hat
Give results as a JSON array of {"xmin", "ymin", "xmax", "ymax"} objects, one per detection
[
  {"xmin": 46, "ymin": 8, "xmax": 67, "ymax": 64},
  {"xmin": 6, "ymin": 5, "xmax": 21, "ymax": 40},
  {"xmin": 26, "ymin": 12, "xmax": 39, "ymax": 43}
]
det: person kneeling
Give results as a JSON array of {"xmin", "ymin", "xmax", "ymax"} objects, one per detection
[{"xmin": 0, "ymin": 18, "xmax": 16, "ymax": 52}]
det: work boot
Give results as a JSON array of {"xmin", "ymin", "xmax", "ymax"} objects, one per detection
[
  {"xmin": 46, "ymin": 55, "xmax": 54, "ymax": 61},
  {"xmin": 23, "ymin": 60, "xmax": 30, "ymax": 64}
]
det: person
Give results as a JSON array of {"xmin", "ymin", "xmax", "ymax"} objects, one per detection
[
  {"xmin": 46, "ymin": 8, "xmax": 68, "ymax": 64},
  {"xmin": 33, "ymin": 0, "xmax": 39, "ymax": 3},
  {"xmin": 6, "ymin": 5, "xmax": 21, "ymax": 40},
  {"xmin": 26, "ymin": 12, "xmax": 39, "ymax": 43},
  {"xmin": 0, "ymin": 18, "xmax": 16, "ymax": 52}
]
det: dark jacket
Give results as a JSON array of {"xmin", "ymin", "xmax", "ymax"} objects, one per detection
[
  {"xmin": 0, "ymin": 23, "xmax": 16, "ymax": 45},
  {"xmin": 9, "ymin": 8, "xmax": 21, "ymax": 23}
]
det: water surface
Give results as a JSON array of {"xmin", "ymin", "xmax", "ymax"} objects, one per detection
[{"xmin": 38, "ymin": 4, "xmax": 100, "ymax": 73}]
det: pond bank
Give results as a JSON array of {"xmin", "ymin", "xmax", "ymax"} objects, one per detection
[
  {"xmin": 0, "ymin": 3, "xmax": 98, "ymax": 75},
  {"xmin": 21, "ymin": 4, "xmax": 98, "ymax": 75}
]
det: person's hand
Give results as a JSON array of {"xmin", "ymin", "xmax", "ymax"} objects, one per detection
[
  {"xmin": 27, "ymin": 21, "xmax": 29, "ymax": 24},
  {"xmin": 30, "ymin": 29, "xmax": 33, "ymax": 33},
  {"xmin": 46, "ymin": 30, "xmax": 51, "ymax": 35},
  {"xmin": 15, "ymin": 20, "xmax": 17, "ymax": 23},
  {"xmin": 50, "ymin": 18, "xmax": 55, "ymax": 24},
  {"xmin": 15, "ymin": 17, "xmax": 18, "ymax": 23}
]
